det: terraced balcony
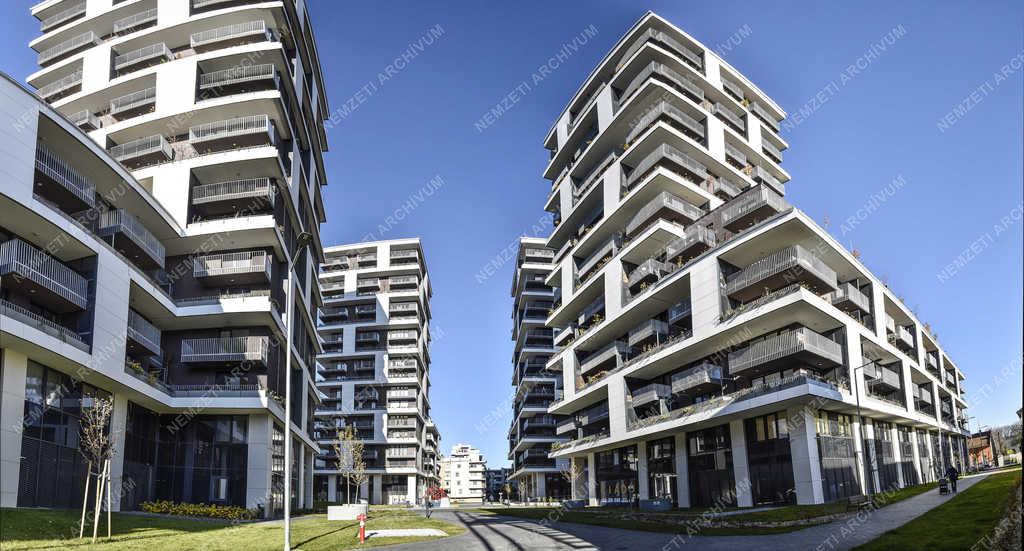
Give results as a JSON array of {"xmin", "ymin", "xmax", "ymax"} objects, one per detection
[
  {"xmin": 189, "ymin": 115, "xmax": 276, "ymax": 154},
  {"xmin": 626, "ymin": 100, "xmax": 705, "ymax": 145},
  {"xmin": 749, "ymin": 102, "xmax": 780, "ymax": 133},
  {"xmin": 830, "ymin": 282, "xmax": 871, "ymax": 314},
  {"xmin": 719, "ymin": 185, "xmax": 789, "ymax": 232},
  {"xmin": 180, "ymin": 336, "xmax": 269, "ymax": 365},
  {"xmin": 727, "ymin": 327, "xmax": 843, "ymax": 377},
  {"xmin": 191, "ymin": 20, "xmax": 272, "ymax": 50},
  {"xmin": 109, "ymin": 134, "xmax": 173, "ymax": 169},
  {"xmin": 888, "ymin": 324, "xmax": 916, "ymax": 354},
  {"xmin": 864, "ymin": 361, "xmax": 902, "ymax": 394},
  {"xmin": 97, "ymin": 209, "xmax": 166, "ymax": 269},
  {"xmin": 34, "ymin": 141, "xmax": 95, "ymax": 213},
  {"xmin": 113, "ymin": 8, "xmax": 159, "ymax": 35},
  {"xmin": 390, "ymin": 248, "xmax": 420, "ymax": 265},
  {"xmin": 749, "ymin": 165, "xmax": 784, "ymax": 195},
  {"xmin": 624, "ymin": 143, "xmax": 709, "ymax": 192},
  {"xmin": 191, "ymin": 177, "xmax": 275, "ymax": 218},
  {"xmin": 630, "ymin": 382, "xmax": 671, "ymax": 407},
  {"xmin": 713, "ymin": 102, "xmax": 745, "ymax": 134},
  {"xmin": 624, "ymin": 191, "xmax": 704, "ymax": 238},
  {"xmin": 127, "ymin": 309, "xmax": 161, "ymax": 356},
  {"xmin": 39, "ymin": 1, "xmax": 86, "ymax": 32},
  {"xmin": 724, "ymin": 142, "xmax": 747, "ymax": 169},
  {"xmin": 724, "ymin": 244, "xmax": 838, "ymax": 302},
  {"xmin": 626, "ymin": 258, "xmax": 670, "ymax": 293},
  {"xmin": 193, "ymin": 250, "xmax": 272, "ymax": 285},
  {"xmin": 579, "ymin": 340, "xmax": 630, "ymax": 375},
  {"xmin": 37, "ymin": 70, "xmax": 82, "ymax": 101},
  {"xmin": 618, "ymin": 28, "xmax": 703, "ymax": 74},
  {"xmin": 664, "ymin": 224, "xmax": 717, "ymax": 266},
  {"xmin": 109, "ymin": 87, "xmax": 157, "ymax": 119},
  {"xmin": 671, "ymin": 362, "xmax": 723, "ymax": 395},
  {"xmin": 389, "ymin": 301, "xmax": 419, "ymax": 318},
  {"xmin": 0, "ymin": 298, "xmax": 89, "ymax": 351},
  {"xmin": 389, "ymin": 274, "xmax": 419, "ymax": 290},
  {"xmin": 621, "ymin": 61, "xmax": 704, "ymax": 106},
  {"xmin": 113, "ymin": 43, "xmax": 173, "ymax": 75},
  {"xmin": 38, "ymin": 31, "xmax": 99, "ymax": 66},
  {"xmin": 0, "ymin": 238, "xmax": 88, "ymax": 312},
  {"xmin": 67, "ymin": 110, "xmax": 100, "ymax": 131}
]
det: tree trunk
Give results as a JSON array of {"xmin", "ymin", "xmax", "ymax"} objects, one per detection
[{"xmin": 79, "ymin": 461, "xmax": 92, "ymax": 538}]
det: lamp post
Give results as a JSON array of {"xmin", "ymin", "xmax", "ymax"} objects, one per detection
[
  {"xmin": 852, "ymin": 360, "xmax": 880, "ymax": 494},
  {"xmin": 284, "ymin": 231, "xmax": 313, "ymax": 551}
]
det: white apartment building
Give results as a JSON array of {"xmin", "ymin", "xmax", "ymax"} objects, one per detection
[
  {"xmin": 507, "ymin": 237, "xmax": 571, "ymax": 501},
  {"xmin": 312, "ymin": 239, "xmax": 442, "ymax": 505},
  {"xmin": 440, "ymin": 443, "xmax": 486, "ymax": 503},
  {"xmin": 1, "ymin": 0, "xmax": 331, "ymax": 518},
  {"xmin": 537, "ymin": 12, "xmax": 970, "ymax": 508}
]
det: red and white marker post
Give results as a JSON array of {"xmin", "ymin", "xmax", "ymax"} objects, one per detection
[{"xmin": 357, "ymin": 513, "xmax": 367, "ymax": 544}]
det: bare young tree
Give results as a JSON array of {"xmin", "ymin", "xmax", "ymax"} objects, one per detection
[
  {"xmin": 78, "ymin": 396, "xmax": 114, "ymax": 543},
  {"xmin": 332, "ymin": 425, "xmax": 363, "ymax": 504}
]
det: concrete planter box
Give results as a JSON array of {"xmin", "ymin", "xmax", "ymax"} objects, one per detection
[
  {"xmin": 327, "ymin": 503, "xmax": 368, "ymax": 520},
  {"xmin": 563, "ymin": 500, "xmax": 586, "ymax": 509},
  {"xmin": 640, "ymin": 498, "xmax": 673, "ymax": 511}
]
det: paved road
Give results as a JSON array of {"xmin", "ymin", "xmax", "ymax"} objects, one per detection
[{"xmin": 385, "ymin": 472, "xmax": 993, "ymax": 551}]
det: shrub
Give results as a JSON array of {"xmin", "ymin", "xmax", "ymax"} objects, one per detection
[{"xmin": 140, "ymin": 500, "xmax": 257, "ymax": 520}]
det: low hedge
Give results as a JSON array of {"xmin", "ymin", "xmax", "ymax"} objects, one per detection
[{"xmin": 140, "ymin": 500, "xmax": 257, "ymax": 520}]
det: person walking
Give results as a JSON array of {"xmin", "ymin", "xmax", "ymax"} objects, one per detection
[{"xmin": 945, "ymin": 464, "xmax": 960, "ymax": 493}]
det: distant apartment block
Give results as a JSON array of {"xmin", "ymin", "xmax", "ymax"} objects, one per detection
[
  {"xmin": 312, "ymin": 239, "xmax": 442, "ymax": 505},
  {"xmin": 440, "ymin": 444, "xmax": 487, "ymax": 503},
  {"xmin": 532, "ymin": 12, "xmax": 969, "ymax": 509}
]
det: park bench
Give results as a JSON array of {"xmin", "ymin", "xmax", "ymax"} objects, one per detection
[{"xmin": 846, "ymin": 494, "xmax": 872, "ymax": 512}]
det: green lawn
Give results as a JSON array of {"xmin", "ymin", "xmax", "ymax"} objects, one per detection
[
  {"xmin": 854, "ymin": 469, "xmax": 1022, "ymax": 551},
  {"xmin": 0, "ymin": 507, "xmax": 464, "ymax": 550}
]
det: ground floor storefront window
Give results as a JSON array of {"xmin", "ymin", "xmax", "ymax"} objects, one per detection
[
  {"xmin": 543, "ymin": 472, "xmax": 571, "ymax": 500},
  {"xmin": 687, "ymin": 424, "xmax": 735, "ymax": 508},
  {"xmin": 382, "ymin": 475, "xmax": 408, "ymax": 504},
  {"xmin": 816, "ymin": 411, "xmax": 861, "ymax": 502},
  {"xmin": 746, "ymin": 411, "xmax": 795, "ymax": 505},
  {"xmin": 646, "ymin": 437, "xmax": 677, "ymax": 505},
  {"xmin": 595, "ymin": 445, "xmax": 638, "ymax": 505}
]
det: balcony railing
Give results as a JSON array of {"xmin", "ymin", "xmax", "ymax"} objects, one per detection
[
  {"xmin": 864, "ymin": 362, "xmax": 901, "ymax": 393},
  {"xmin": 671, "ymin": 362, "xmax": 723, "ymax": 394},
  {"xmin": 97, "ymin": 209, "xmax": 166, "ymax": 267},
  {"xmin": 113, "ymin": 43, "xmax": 173, "ymax": 73},
  {"xmin": 67, "ymin": 109, "xmax": 100, "ymax": 130},
  {"xmin": 664, "ymin": 224, "xmax": 717, "ymax": 265},
  {"xmin": 193, "ymin": 250, "xmax": 271, "ymax": 280},
  {"xmin": 630, "ymin": 382, "xmax": 671, "ymax": 407},
  {"xmin": 390, "ymin": 248, "xmax": 420, "ymax": 263},
  {"xmin": 37, "ymin": 70, "xmax": 82, "ymax": 100},
  {"xmin": 624, "ymin": 190, "xmax": 704, "ymax": 237},
  {"xmin": 573, "ymin": 149, "xmax": 618, "ymax": 205},
  {"xmin": 35, "ymin": 141, "xmax": 95, "ymax": 208},
  {"xmin": 749, "ymin": 102, "xmax": 780, "ymax": 133},
  {"xmin": 39, "ymin": 1, "xmax": 86, "ymax": 32},
  {"xmin": 724, "ymin": 244, "xmax": 838, "ymax": 302},
  {"xmin": 390, "ymin": 275, "xmax": 418, "ymax": 288},
  {"xmin": 108, "ymin": 134, "xmax": 173, "ymax": 166},
  {"xmin": 388, "ymin": 330, "xmax": 418, "ymax": 342},
  {"xmin": 189, "ymin": 114, "xmax": 275, "ymax": 146},
  {"xmin": 626, "ymin": 100, "xmax": 704, "ymax": 145},
  {"xmin": 749, "ymin": 165, "xmax": 784, "ymax": 195},
  {"xmin": 762, "ymin": 140, "xmax": 783, "ymax": 164},
  {"xmin": 713, "ymin": 102, "xmax": 745, "ymax": 134},
  {"xmin": 830, "ymin": 282, "xmax": 871, "ymax": 313},
  {"xmin": 926, "ymin": 353, "xmax": 939, "ymax": 372},
  {"xmin": 110, "ymin": 87, "xmax": 157, "ymax": 117},
  {"xmin": 127, "ymin": 309, "xmax": 161, "ymax": 355},
  {"xmin": 728, "ymin": 327, "xmax": 843, "ymax": 375},
  {"xmin": 113, "ymin": 8, "xmax": 159, "ymax": 35},
  {"xmin": 38, "ymin": 31, "xmax": 99, "ymax": 65},
  {"xmin": 0, "ymin": 298, "xmax": 88, "ymax": 351},
  {"xmin": 627, "ymin": 319, "xmax": 669, "ymax": 348},
  {"xmin": 722, "ymin": 78, "xmax": 744, "ymax": 102},
  {"xmin": 626, "ymin": 258, "xmax": 670, "ymax": 289},
  {"xmin": 181, "ymin": 336, "xmax": 269, "ymax": 363},
  {"xmin": 719, "ymin": 185, "xmax": 789, "ymax": 231},
  {"xmin": 617, "ymin": 28, "xmax": 703, "ymax": 73},
  {"xmin": 724, "ymin": 142, "xmax": 747, "ymax": 167},
  {"xmin": 192, "ymin": 177, "xmax": 275, "ymax": 207},
  {"xmin": 190, "ymin": 20, "xmax": 270, "ymax": 49},
  {"xmin": 579, "ymin": 340, "xmax": 629, "ymax": 375},
  {"xmin": 625, "ymin": 143, "xmax": 708, "ymax": 191},
  {"xmin": 622, "ymin": 61, "xmax": 704, "ymax": 106},
  {"xmin": 0, "ymin": 238, "xmax": 88, "ymax": 310},
  {"xmin": 198, "ymin": 63, "xmax": 278, "ymax": 91}
]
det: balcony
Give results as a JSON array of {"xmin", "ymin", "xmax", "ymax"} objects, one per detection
[
  {"xmin": 389, "ymin": 301, "xmax": 419, "ymax": 318},
  {"xmin": 724, "ymin": 142, "xmax": 747, "ymax": 169},
  {"xmin": 37, "ymin": 70, "xmax": 82, "ymax": 101},
  {"xmin": 0, "ymin": 238, "xmax": 88, "ymax": 312},
  {"xmin": 191, "ymin": 177, "xmax": 275, "ymax": 218},
  {"xmin": 719, "ymin": 185, "xmax": 789, "ymax": 232},
  {"xmin": 354, "ymin": 304, "xmax": 376, "ymax": 318},
  {"xmin": 388, "ymin": 358, "xmax": 418, "ymax": 371},
  {"xmin": 389, "ymin": 275, "xmax": 419, "ymax": 290},
  {"xmin": 577, "ymin": 403, "xmax": 610, "ymax": 426},
  {"xmin": 625, "ymin": 191, "xmax": 704, "ymax": 238},
  {"xmin": 627, "ymin": 319, "xmax": 669, "ymax": 348},
  {"xmin": 630, "ymin": 382, "xmax": 671, "ymax": 407},
  {"xmin": 762, "ymin": 140, "xmax": 783, "ymax": 164},
  {"xmin": 357, "ymin": 252, "xmax": 377, "ymax": 266},
  {"xmin": 38, "ymin": 31, "xmax": 99, "ymax": 66},
  {"xmin": 356, "ymin": 278, "xmax": 380, "ymax": 293},
  {"xmin": 199, "ymin": 64, "xmax": 282, "ymax": 99},
  {"xmin": 625, "ymin": 143, "xmax": 708, "ymax": 192},
  {"xmin": 387, "ymin": 418, "xmax": 417, "ymax": 429},
  {"xmin": 722, "ymin": 78, "xmax": 744, "ymax": 102},
  {"xmin": 749, "ymin": 165, "xmax": 784, "ymax": 195},
  {"xmin": 387, "ymin": 330, "xmax": 418, "ymax": 345},
  {"xmin": 390, "ymin": 248, "xmax": 420, "ymax": 265},
  {"xmin": 191, "ymin": 0, "xmax": 250, "ymax": 10},
  {"xmin": 728, "ymin": 327, "xmax": 844, "ymax": 377},
  {"xmin": 97, "ymin": 209, "xmax": 166, "ymax": 269},
  {"xmin": 113, "ymin": 43, "xmax": 173, "ymax": 75},
  {"xmin": 0, "ymin": 298, "xmax": 88, "ymax": 351},
  {"xmin": 749, "ymin": 102, "xmax": 780, "ymax": 134},
  {"xmin": 889, "ymin": 325, "xmax": 915, "ymax": 354},
  {"xmin": 355, "ymin": 332, "xmax": 381, "ymax": 347},
  {"xmin": 626, "ymin": 101, "xmax": 705, "ymax": 145},
  {"xmin": 830, "ymin": 282, "xmax": 871, "ymax": 314},
  {"xmin": 180, "ymin": 336, "xmax": 269, "ymax": 365},
  {"xmin": 191, "ymin": 20, "xmax": 271, "ymax": 50},
  {"xmin": 576, "ymin": 235, "xmax": 620, "ymax": 284},
  {"xmin": 671, "ymin": 362, "xmax": 723, "ymax": 394},
  {"xmin": 925, "ymin": 353, "xmax": 940, "ymax": 373},
  {"xmin": 522, "ymin": 248, "xmax": 553, "ymax": 264},
  {"xmin": 189, "ymin": 115, "xmax": 276, "ymax": 154},
  {"xmin": 110, "ymin": 87, "xmax": 157, "ymax": 119},
  {"xmin": 193, "ymin": 250, "xmax": 272, "ymax": 285},
  {"xmin": 113, "ymin": 8, "xmax": 159, "ymax": 35},
  {"xmin": 618, "ymin": 28, "xmax": 703, "ymax": 73},
  {"xmin": 713, "ymin": 102, "xmax": 745, "ymax": 135},
  {"xmin": 109, "ymin": 135, "xmax": 173, "ymax": 169},
  {"xmin": 34, "ymin": 142, "xmax": 95, "ymax": 213},
  {"xmin": 573, "ymin": 150, "xmax": 618, "ymax": 205},
  {"xmin": 319, "ymin": 305, "xmax": 348, "ymax": 323},
  {"xmin": 669, "ymin": 300, "xmax": 692, "ymax": 323},
  {"xmin": 626, "ymin": 259, "xmax": 670, "ymax": 293},
  {"xmin": 864, "ymin": 362, "xmax": 901, "ymax": 394},
  {"xmin": 127, "ymin": 309, "xmax": 161, "ymax": 356},
  {"xmin": 621, "ymin": 61, "xmax": 704, "ymax": 106},
  {"xmin": 655, "ymin": 231, "xmax": 710, "ymax": 276},
  {"xmin": 724, "ymin": 245, "xmax": 838, "ymax": 302},
  {"xmin": 67, "ymin": 110, "xmax": 100, "ymax": 131},
  {"xmin": 39, "ymin": 2, "xmax": 86, "ymax": 32},
  {"xmin": 579, "ymin": 340, "xmax": 629, "ymax": 375}
]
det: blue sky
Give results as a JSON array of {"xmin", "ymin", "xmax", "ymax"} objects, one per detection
[{"xmin": 4, "ymin": 0, "xmax": 1021, "ymax": 467}]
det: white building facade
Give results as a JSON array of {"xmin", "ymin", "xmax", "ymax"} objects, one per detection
[
  {"xmin": 538, "ymin": 12, "xmax": 970, "ymax": 508},
  {"xmin": 440, "ymin": 443, "xmax": 486, "ymax": 503},
  {"xmin": 312, "ymin": 239, "xmax": 442, "ymax": 505},
  {"xmin": 1, "ymin": 0, "xmax": 332, "ymax": 517}
]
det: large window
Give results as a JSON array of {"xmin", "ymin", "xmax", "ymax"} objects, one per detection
[
  {"xmin": 870, "ymin": 421, "xmax": 899, "ymax": 492},
  {"xmin": 917, "ymin": 429, "xmax": 936, "ymax": 483},
  {"xmin": 745, "ymin": 412, "xmax": 794, "ymax": 505},
  {"xmin": 688, "ymin": 424, "xmax": 735, "ymax": 507},
  {"xmin": 816, "ymin": 411, "xmax": 861, "ymax": 501},
  {"xmin": 595, "ymin": 445, "xmax": 638, "ymax": 504},
  {"xmin": 896, "ymin": 425, "xmax": 919, "ymax": 486},
  {"xmin": 18, "ymin": 362, "xmax": 110, "ymax": 508},
  {"xmin": 647, "ymin": 437, "xmax": 677, "ymax": 505}
]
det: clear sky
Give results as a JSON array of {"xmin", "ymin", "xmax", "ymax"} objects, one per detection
[{"xmin": 4, "ymin": 0, "xmax": 1021, "ymax": 467}]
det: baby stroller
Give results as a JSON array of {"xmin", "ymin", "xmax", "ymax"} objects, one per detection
[{"xmin": 938, "ymin": 478, "xmax": 951, "ymax": 495}]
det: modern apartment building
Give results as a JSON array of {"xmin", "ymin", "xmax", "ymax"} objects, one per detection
[
  {"xmin": 507, "ymin": 237, "xmax": 571, "ymax": 501},
  {"xmin": 1, "ymin": 0, "xmax": 331, "ymax": 518},
  {"xmin": 439, "ymin": 443, "xmax": 486, "ymax": 503},
  {"xmin": 312, "ymin": 239, "xmax": 442, "ymax": 505},
  {"xmin": 536, "ymin": 12, "xmax": 970, "ymax": 508}
]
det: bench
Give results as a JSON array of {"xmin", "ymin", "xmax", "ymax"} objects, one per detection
[{"xmin": 847, "ymin": 495, "xmax": 872, "ymax": 512}]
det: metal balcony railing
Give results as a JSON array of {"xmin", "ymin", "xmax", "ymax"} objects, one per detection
[
  {"xmin": 830, "ymin": 282, "xmax": 871, "ymax": 313},
  {"xmin": 390, "ymin": 275, "xmax": 418, "ymax": 287},
  {"xmin": 110, "ymin": 87, "xmax": 157, "ymax": 117},
  {"xmin": 387, "ymin": 418, "xmax": 417, "ymax": 428},
  {"xmin": 669, "ymin": 300, "xmax": 692, "ymax": 323},
  {"xmin": 192, "ymin": 177, "xmax": 275, "ymax": 206},
  {"xmin": 0, "ymin": 298, "xmax": 88, "ymax": 351},
  {"xmin": 577, "ymin": 402, "xmax": 610, "ymax": 425},
  {"xmin": 199, "ymin": 64, "xmax": 278, "ymax": 91},
  {"xmin": 624, "ymin": 190, "xmax": 704, "ymax": 237},
  {"xmin": 38, "ymin": 31, "xmax": 99, "ymax": 65},
  {"xmin": 728, "ymin": 327, "xmax": 843, "ymax": 374},
  {"xmin": 719, "ymin": 185, "xmax": 789, "ymax": 229},
  {"xmin": 97, "ymin": 209, "xmax": 166, "ymax": 266},
  {"xmin": 67, "ymin": 109, "xmax": 100, "ymax": 130},
  {"xmin": 113, "ymin": 8, "xmax": 159, "ymax": 35},
  {"xmin": 180, "ymin": 336, "xmax": 269, "ymax": 363},
  {"xmin": 890, "ymin": 325, "xmax": 915, "ymax": 350},
  {"xmin": 916, "ymin": 386, "xmax": 933, "ymax": 405},
  {"xmin": 388, "ymin": 330, "xmax": 418, "ymax": 342},
  {"xmin": 749, "ymin": 165, "xmax": 784, "ymax": 195},
  {"xmin": 864, "ymin": 361, "xmax": 901, "ymax": 392},
  {"xmin": 721, "ymin": 78, "xmax": 744, "ymax": 102},
  {"xmin": 926, "ymin": 353, "xmax": 939, "ymax": 371},
  {"xmin": 189, "ymin": 114, "xmax": 275, "ymax": 145},
  {"xmin": 357, "ymin": 252, "xmax": 377, "ymax": 263},
  {"xmin": 386, "ymin": 447, "xmax": 417, "ymax": 458},
  {"xmin": 724, "ymin": 244, "xmax": 837, "ymax": 300},
  {"xmin": 191, "ymin": 0, "xmax": 249, "ymax": 8},
  {"xmin": 127, "ymin": 309, "xmax": 161, "ymax": 355},
  {"xmin": 390, "ymin": 248, "xmax": 419, "ymax": 263},
  {"xmin": 618, "ymin": 28, "xmax": 703, "ymax": 73},
  {"xmin": 108, "ymin": 134, "xmax": 173, "ymax": 164},
  {"xmin": 626, "ymin": 100, "xmax": 704, "ymax": 145},
  {"xmin": 671, "ymin": 362, "xmax": 723, "ymax": 394},
  {"xmin": 389, "ymin": 358, "xmax": 418, "ymax": 369},
  {"xmin": 193, "ymin": 250, "xmax": 271, "ymax": 279},
  {"xmin": 713, "ymin": 102, "xmax": 745, "ymax": 133},
  {"xmin": 762, "ymin": 140, "xmax": 783, "ymax": 164},
  {"xmin": 725, "ymin": 143, "xmax": 749, "ymax": 169},
  {"xmin": 664, "ymin": 224, "xmax": 717, "ymax": 264},
  {"xmin": 627, "ymin": 318, "xmax": 669, "ymax": 347},
  {"xmin": 749, "ymin": 102, "xmax": 780, "ymax": 133},
  {"xmin": 113, "ymin": 43, "xmax": 173, "ymax": 73},
  {"xmin": 387, "ymin": 388, "xmax": 417, "ymax": 399},
  {"xmin": 39, "ymin": 1, "xmax": 86, "ymax": 32},
  {"xmin": 354, "ymin": 304, "xmax": 376, "ymax": 315},
  {"xmin": 706, "ymin": 175, "xmax": 742, "ymax": 200},
  {"xmin": 190, "ymin": 20, "xmax": 270, "ymax": 49},
  {"xmin": 356, "ymin": 278, "xmax": 380, "ymax": 288},
  {"xmin": 355, "ymin": 332, "xmax": 381, "ymax": 342},
  {"xmin": 579, "ymin": 340, "xmax": 629, "ymax": 374},
  {"xmin": 0, "ymin": 238, "xmax": 88, "ymax": 310},
  {"xmin": 35, "ymin": 142, "xmax": 95, "ymax": 207},
  {"xmin": 573, "ymin": 149, "xmax": 618, "ymax": 205},
  {"xmin": 390, "ymin": 302, "xmax": 418, "ymax": 314},
  {"xmin": 576, "ymin": 235, "xmax": 620, "ymax": 282},
  {"xmin": 621, "ymin": 61, "xmax": 704, "ymax": 105},
  {"xmin": 625, "ymin": 143, "xmax": 708, "ymax": 191},
  {"xmin": 37, "ymin": 70, "xmax": 82, "ymax": 100},
  {"xmin": 631, "ymin": 382, "xmax": 671, "ymax": 406},
  {"xmin": 626, "ymin": 258, "xmax": 670, "ymax": 288}
]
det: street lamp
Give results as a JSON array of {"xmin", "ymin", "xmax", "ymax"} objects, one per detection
[
  {"xmin": 284, "ymin": 231, "xmax": 313, "ymax": 551},
  {"xmin": 852, "ymin": 361, "xmax": 880, "ymax": 495}
]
